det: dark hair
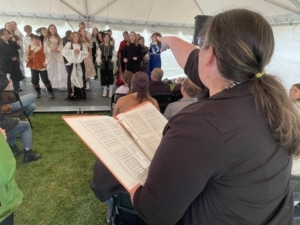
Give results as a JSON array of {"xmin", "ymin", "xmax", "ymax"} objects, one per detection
[
  {"xmin": 0, "ymin": 28, "xmax": 10, "ymax": 36},
  {"xmin": 203, "ymin": 9, "xmax": 300, "ymax": 156},
  {"xmin": 131, "ymin": 72, "xmax": 151, "ymax": 104}
]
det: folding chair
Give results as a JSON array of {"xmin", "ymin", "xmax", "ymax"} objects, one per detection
[
  {"xmin": 151, "ymin": 93, "xmax": 173, "ymax": 113},
  {"xmin": 110, "ymin": 191, "xmax": 147, "ymax": 225},
  {"xmin": 0, "ymin": 90, "xmax": 33, "ymax": 128},
  {"xmin": 110, "ymin": 93, "xmax": 127, "ymax": 115},
  {"xmin": 291, "ymin": 175, "xmax": 300, "ymax": 223}
]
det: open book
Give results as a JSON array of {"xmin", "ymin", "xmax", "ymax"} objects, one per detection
[{"xmin": 63, "ymin": 102, "xmax": 168, "ymax": 192}]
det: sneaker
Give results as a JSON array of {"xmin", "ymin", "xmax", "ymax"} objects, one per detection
[{"xmin": 86, "ymin": 81, "xmax": 90, "ymax": 90}]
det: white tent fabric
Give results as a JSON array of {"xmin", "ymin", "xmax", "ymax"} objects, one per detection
[
  {"xmin": 1, "ymin": 0, "xmax": 300, "ymax": 27},
  {"xmin": 0, "ymin": 0, "xmax": 300, "ymax": 89}
]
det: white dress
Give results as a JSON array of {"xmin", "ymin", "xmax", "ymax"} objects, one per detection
[
  {"xmin": 44, "ymin": 36, "xmax": 68, "ymax": 89},
  {"xmin": 61, "ymin": 42, "xmax": 89, "ymax": 88}
]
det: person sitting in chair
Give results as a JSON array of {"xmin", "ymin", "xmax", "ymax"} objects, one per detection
[
  {"xmin": 164, "ymin": 77, "xmax": 201, "ymax": 120},
  {"xmin": 0, "ymin": 69, "xmax": 36, "ymax": 117},
  {"xmin": 148, "ymin": 68, "xmax": 171, "ymax": 95}
]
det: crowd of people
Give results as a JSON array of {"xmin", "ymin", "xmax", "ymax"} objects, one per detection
[{"xmin": 2, "ymin": 7, "xmax": 300, "ymax": 225}]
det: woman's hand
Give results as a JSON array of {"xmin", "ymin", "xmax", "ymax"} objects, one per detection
[{"xmin": 0, "ymin": 128, "xmax": 7, "ymax": 139}]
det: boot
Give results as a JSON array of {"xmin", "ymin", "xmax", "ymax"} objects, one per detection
[
  {"xmin": 34, "ymin": 84, "xmax": 41, "ymax": 98},
  {"xmin": 46, "ymin": 83, "xmax": 55, "ymax": 98},
  {"xmin": 102, "ymin": 86, "xmax": 107, "ymax": 97},
  {"xmin": 10, "ymin": 145, "xmax": 22, "ymax": 157},
  {"xmin": 109, "ymin": 85, "xmax": 114, "ymax": 98},
  {"xmin": 86, "ymin": 80, "xmax": 90, "ymax": 90},
  {"xmin": 81, "ymin": 88, "xmax": 87, "ymax": 100},
  {"xmin": 23, "ymin": 149, "xmax": 41, "ymax": 163}
]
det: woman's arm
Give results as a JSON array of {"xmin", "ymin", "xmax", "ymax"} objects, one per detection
[{"xmin": 158, "ymin": 36, "xmax": 196, "ymax": 69}]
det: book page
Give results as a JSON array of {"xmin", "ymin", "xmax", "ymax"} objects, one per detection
[
  {"xmin": 63, "ymin": 115, "xmax": 150, "ymax": 191},
  {"xmin": 117, "ymin": 102, "xmax": 168, "ymax": 160}
]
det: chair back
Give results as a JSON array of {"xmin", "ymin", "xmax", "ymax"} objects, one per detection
[
  {"xmin": 110, "ymin": 191, "xmax": 147, "ymax": 225},
  {"xmin": 151, "ymin": 93, "xmax": 173, "ymax": 113},
  {"xmin": 0, "ymin": 90, "xmax": 33, "ymax": 128}
]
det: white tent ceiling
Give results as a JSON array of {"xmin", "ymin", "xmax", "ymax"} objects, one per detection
[{"xmin": 1, "ymin": 0, "xmax": 300, "ymax": 28}]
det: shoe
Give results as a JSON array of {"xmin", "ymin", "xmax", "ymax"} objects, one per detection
[
  {"xmin": 103, "ymin": 87, "xmax": 107, "ymax": 97},
  {"xmin": 36, "ymin": 92, "xmax": 41, "ymax": 98},
  {"xmin": 10, "ymin": 145, "xmax": 22, "ymax": 157},
  {"xmin": 86, "ymin": 81, "xmax": 90, "ymax": 90},
  {"xmin": 19, "ymin": 114, "xmax": 28, "ymax": 121},
  {"xmin": 49, "ymin": 92, "xmax": 55, "ymax": 98},
  {"xmin": 23, "ymin": 149, "xmax": 41, "ymax": 163}
]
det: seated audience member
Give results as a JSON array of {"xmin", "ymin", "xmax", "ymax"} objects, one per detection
[
  {"xmin": 115, "ymin": 71, "xmax": 133, "ymax": 94},
  {"xmin": 0, "ymin": 70, "xmax": 36, "ymax": 117},
  {"xmin": 113, "ymin": 71, "xmax": 159, "ymax": 116},
  {"xmin": 0, "ymin": 128, "xmax": 23, "ymax": 225},
  {"xmin": 289, "ymin": 83, "xmax": 300, "ymax": 112},
  {"xmin": 90, "ymin": 71, "xmax": 160, "ymax": 222},
  {"xmin": 0, "ymin": 109, "xmax": 40, "ymax": 162},
  {"xmin": 148, "ymin": 68, "xmax": 171, "ymax": 95},
  {"xmin": 164, "ymin": 77, "xmax": 201, "ymax": 120}
]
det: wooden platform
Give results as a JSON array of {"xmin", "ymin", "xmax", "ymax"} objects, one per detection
[{"xmin": 20, "ymin": 78, "xmax": 111, "ymax": 113}]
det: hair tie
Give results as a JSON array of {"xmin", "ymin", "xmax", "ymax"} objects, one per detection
[{"xmin": 255, "ymin": 71, "xmax": 265, "ymax": 78}]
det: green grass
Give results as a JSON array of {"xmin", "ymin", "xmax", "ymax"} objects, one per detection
[{"xmin": 14, "ymin": 112, "xmax": 110, "ymax": 225}]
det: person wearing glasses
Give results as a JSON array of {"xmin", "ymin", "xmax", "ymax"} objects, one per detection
[{"xmin": 130, "ymin": 9, "xmax": 300, "ymax": 225}]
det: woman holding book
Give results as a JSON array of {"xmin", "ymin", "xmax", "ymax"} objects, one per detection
[
  {"xmin": 90, "ymin": 71, "xmax": 159, "ymax": 223},
  {"xmin": 130, "ymin": 9, "xmax": 300, "ymax": 225}
]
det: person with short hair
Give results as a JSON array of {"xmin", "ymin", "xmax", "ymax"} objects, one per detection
[
  {"xmin": 164, "ymin": 77, "xmax": 201, "ymax": 120},
  {"xmin": 130, "ymin": 9, "xmax": 300, "ymax": 224},
  {"xmin": 148, "ymin": 68, "xmax": 171, "ymax": 95},
  {"xmin": 24, "ymin": 35, "xmax": 55, "ymax": 98}
]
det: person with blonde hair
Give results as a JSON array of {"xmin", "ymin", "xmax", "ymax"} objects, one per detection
[
  {"xmin": 164, "ymin": 77, "xmax": 201, "ymax": 120},
  {"xmin": 44, "ymin": 24, "xmax": 68, "ymax": 90},
  {"xmin": 130, "ymin": 9, "xmax": 300, "ymax": 224}
]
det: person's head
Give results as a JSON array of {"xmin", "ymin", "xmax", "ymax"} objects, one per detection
[
  {"xmin": 150, "ymin": 68, "xmax": 164, "ymax": 81},
  {"xmin": 92, "ymin": 27, "xmax": 99, "ymax": 36},
  {"xmin": 24, "ymin": 25, "xmax": 32, "ymax": 35},
  {"xmin": 122, "ymin": 71, "xmax": 133, "ymax": 90},
  {"xmin": 47, "ymin": 24, "xmax": 58, "ymax": 36},
  {"xmin": 122, "ymin": 31, "xmax": 129, "ymax": 41},
  {"xmin": 11, "ymin": 21, "xmax": 17, "ymax": 29},
  {"xmin": 138, "ymin": 36, "xmax": 145, "ymax": 47},
  {"xmin": 70, "ymin": 32, "xmax": 81, "ymax": 44},
  {"xmin": 289, "ymin": 84, "xmax": 300, "ymax": 102},
  {"xmin": 181, "ymin": 77, "xmax": 201, "ymax": 98},
  {"xmin": 0, "ymin": 28, "xmax": 10, "ymax": 42},
  {"xmin": 79, "ymin": 21, "xmax": 86, "ymax": 29},
  {"xmin": 4, "ymin": 22, "xmax": 13, "ymax": 33},
  {"xmin": 151, "ymin": 32, "xmax": 162, "ymax": 45},
  {"xmin": 200, "ymin": 9, "xmax": 300, "ymax": 155},
  {"xmin": 128, "ymin": 31, "xmax": 137, "ymax": 45},
  {"xmin": 199, "ymin": 9, "xmax": 274, "ymax": 89},
  {"xmin": 65, "ymin": 30, "xmax": 72, "ymax": 39},
  {"xmin": 31, "ymin": 35, "xmax": 41, "ymax": 46},
  {"xmin": 97, "ymin": 31, "xmax": 104, "ymax": 43},
  {"xmin": 131, "ymin": 72, "xmax": 150, "ymax": 103},
  {"xmin": 103, "ymin": 33, "xmax": 111, "ymax": 44},
  {"xmin": 106, "ymin": 29, "xmax": 112, "ymax": 36},
  {"xmin": 40, "ymin": 27, "xmax": 48, "ymax": 37}
]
